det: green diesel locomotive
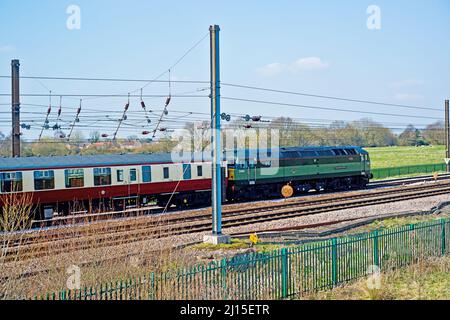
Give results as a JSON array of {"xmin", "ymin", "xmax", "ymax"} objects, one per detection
[{"xmin": 226, "ymin": 146, "xmax": 372, "ymax": 201}]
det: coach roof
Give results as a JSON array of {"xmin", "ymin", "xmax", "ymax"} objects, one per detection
[{"xmin": 0, "ymin": 152, "xmax": 211, "ymax": 171}]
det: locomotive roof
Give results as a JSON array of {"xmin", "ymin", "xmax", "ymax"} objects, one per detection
[
  {"xmin": 281, "ymin": 146, "xmax": 368, "ymax": 154},
  {"xmin": 226, "ymin": 146, "xmax": 368, "ymax": 157}
]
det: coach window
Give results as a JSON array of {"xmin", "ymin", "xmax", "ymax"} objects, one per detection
[
  {"xmin": 163, "ymin": 167, "xmax": 170, "ymax": 179},
  {"xmin": 65, "ymin": 169, "xmax": 84, "ymax": 188},
  {"xmin": 130, "ymin": 169, "xmax": 137, "ymax": 182},
  {"xmin": 116, "ymin": 169, "xmax": 124, "ymax": 182},
  {"xmin": 142, "ymin": 166, "xmax": 152, "ymax": 182},
  {"xmin": 0, "ymin": 172, "xmax": 23, "ymax": 193},
  {"xmin": 197, "ymin": 165, "xmax": 203, "ymax": 177},
  {"xmin": 94, "ymin": 168, "xmax": 112, "ymax": 186},
  {"xmin": 34, "ymin": 170, "xmax": 55, "ymax": 190}
]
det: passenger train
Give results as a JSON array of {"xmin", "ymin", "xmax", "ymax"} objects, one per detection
[{"xmin": 0, "ymin": 146, "xmax": 372, "ymax": 220}]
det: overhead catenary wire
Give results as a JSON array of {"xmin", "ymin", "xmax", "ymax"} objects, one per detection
[
  {"xmin": 221, "ymin": 96, "xmax": 442, "ymax": 120},
  {"xmin": 0, "ymin": 75, "xmax": 209, "ymax": 84},
  {"xmin": 0, "ymin": 93, "xmax": 208, "ymax": 98},
  {"xmin": 221, "ymin": 82, "xmax": 442, "ymax": 112}
]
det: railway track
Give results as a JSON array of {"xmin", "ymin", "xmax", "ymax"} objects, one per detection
[
  {"xmin": 29, "ymin": 173, "xmax": 450, "ymax": 229},
  {"xmin": 2, "ymin": 180, "xmax": 450, "ymax": 262}
]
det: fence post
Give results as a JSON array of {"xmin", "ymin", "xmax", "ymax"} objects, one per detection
[
  {"xmin": 441, "ymin": 219, "xmax": 446, "ymax": 256},
  {"xmin": 331, "ymin": 238, "xmax": 338, "ymax": 287},
  {"xmin": 373, "ymin": 230, "xmax": 379, "ymax": 267},
  {"xmin": 220, "ymin": 258, "xmax": 228, "ymax": 299},
  {"xmin": 281, "ymin": 248, "xmax": 289, "ymax": 298},
  {"xmin": 147, "ymin": 273, "xmax": 154, "ymax": 300}
]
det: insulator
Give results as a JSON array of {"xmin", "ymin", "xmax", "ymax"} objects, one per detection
[
  {"xmin": 221, "ymin": 113, "xmax": 227, "ymax": 120},
  {"xmin": 47, "ymin": 107, "xmax": 51, "ymax": 114},
  {"xmin": 44, "ymin": 124, "xmax": 50, "ymax": 130},
  {"xmin": 142, "ymin": 131, "xmax": 150, "ymax": 135},
  {"xmin": 101, "ymin": 134, "xmax": 109, "ymax": 138},
  {"xmin": 56, "ymin": 131, "xmax": 66, "ymax": 139},
  {"xmin": 44, "ymin": 119, "xmax": 49, "ymax": 124},
  {"xmin": 159, "ymin": 128, "xmax": 167, "ymax": 132},
  {"xmin": 252, "ymin": 116, "xmax": 262, "ymax": 122},
  {"xmin": 58, "ymin": 108, "xmax": 62, "ymax": 117},
  {"xmin": 124, "ymin": 103, "xmax": 129, "ymax": 111},
  {"xmin": 147, "ymin": 119, "xmax": 152, "ymax": 124},
  {"xmin": 226, "ymin": 114, "xmax": 231, "ymax": 122},
  {"xmin": 77, "ymin": 107, "xmax": 81, "ymax": 114},
  {"xmin": 164, "ymin": 109, "xmax": 169, "ymax": 116},
  {"xmin": 123, "ymin": 115, "xmax": 128, "ymax": 121},
  {"xmin": 244, "ymin": 115, "xmax": 251, "ymax": 122},
  {"xmin": 141, "ymin": 101, "xmax": 146, "ymax": 109},
  {"xmin": 244, "ymin": 124, "xmax": 252, "ymax": 129},
  {"xmin": 75, "ymin": 118, "xmax": 80, "ymax": 123},
  {"xmin": 165, "ymin": 96, "xmax": 171, "ymax": 106}
]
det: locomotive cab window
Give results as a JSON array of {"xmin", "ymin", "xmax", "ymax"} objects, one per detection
[
  {"xmin": 65, "ymin": 169, "xmax": 84, "ymax": 188},
  {"xmin": 34, "ymin": 170, "xmax": 55, "ymax": 190},
  {"xmin": 94, "ymin": 168, "xmax": 112, "ymax": 186},
  {"xmin": 0, "ymin": 172, "xmax": 23, "ymax": 193}
]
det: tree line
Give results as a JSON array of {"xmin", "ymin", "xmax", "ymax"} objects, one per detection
[{"xmin": 0, "ymin": 117, "xmax": 445, "ymax": 157}]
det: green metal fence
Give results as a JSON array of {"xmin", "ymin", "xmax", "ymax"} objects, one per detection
[
  {"xmin": 37, "ymin": 218, "xmax": 450, "ymax": 300},
  {"xmin": 371, "ymin": 163, "xmax": 446, "ymax": 180}
]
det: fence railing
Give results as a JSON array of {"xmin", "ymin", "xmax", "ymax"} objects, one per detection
[
  {"xmin": 36, "ymin": 218, "xmax": 450, "ymax": 300},
  {"xmin": 371, "ymin": 163, "xmax": 446, "ymax": 180}
]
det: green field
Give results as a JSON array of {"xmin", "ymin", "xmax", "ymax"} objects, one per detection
[{"xmin": 366, "ymin": 145, "xmax": 446, "ymax": 169}]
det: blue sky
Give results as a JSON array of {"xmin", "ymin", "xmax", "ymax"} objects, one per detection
[{"xmin": 0, "ymin": 0, "xmax": 449, "ymax": 139}]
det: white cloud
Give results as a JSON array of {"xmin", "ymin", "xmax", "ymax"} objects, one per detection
[
  {"xmin": 394, "ymin": 93, "xmax": 424, "ymax": 101},
  {"xmin": 0, "ymin": 45, "xmax": 15, "ymax": 53},
  {"xmin": 292, "ymin": 57, "xmax": 329, "ymax": 71},
  {"xmin": 256, "ymin": 62, "xmax": 286, "ymax": 77},
  {"xmin": 390, "ymin": 79, "xmax": 424, "ymax": 88},
  {"xmin": 256, "ymin": 57, "xmax": 329, "ymax": 77}
]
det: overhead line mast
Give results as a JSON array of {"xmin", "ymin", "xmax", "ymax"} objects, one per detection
[
  {"xmin": 204, "ymin": 25, "xmax": 230, "ymax": 245},
  {"xmin": 11, "ymin": 59, "xmax": 20, "ymax": 157}
]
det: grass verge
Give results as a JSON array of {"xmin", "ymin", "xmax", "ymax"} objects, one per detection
[{"xmin": 303, "ymin": 256, "xmax": 450, "ymax": 300}]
